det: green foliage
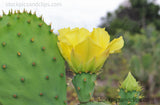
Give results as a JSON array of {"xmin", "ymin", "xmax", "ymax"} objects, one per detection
[
  {"xmin": 130, "ymin": 56, "xmax": 140, "ymax": 73},
  {"xmin": 108, "ymin": 17, "xmax": 140, "ymax": 35},
  {"xmin": 125, "ymin": 25, "xmax": 160, "ymax": 97},
  {"xmin": 130, "ymin": 55, "xmax": 149, "ymax": 82},
  {"xmin": 99, "ymin": 0, "xmax": 160, "ymax": 35},
  {"xmin": 142, "ymin": 53, "xmax": 152, "ymax": 70},
  {"xmin": 0, "ymin": 10, "xmax": 66, "ymax": 105},
  {"xmin": 72, "ymin": 73, "xmax": 97, "ymax": 103}
]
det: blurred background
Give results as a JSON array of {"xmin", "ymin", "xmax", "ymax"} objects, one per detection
[{"xmin": 0, "ymin": 0, "xmax": 160, "ymax": 105}]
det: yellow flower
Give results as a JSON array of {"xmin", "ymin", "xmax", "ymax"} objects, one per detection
[{"xmin": 57, "ymin": 27, "xmax": 124, "ymax": 73}]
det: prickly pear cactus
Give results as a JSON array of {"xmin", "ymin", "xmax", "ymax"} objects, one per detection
[
  {"xmin": 119, "ymin": 72, "xmax": 142, "ymax": 105},
  {"xmin": 0, "ymin": 10, "xmax": 66, "ymax": 105}
]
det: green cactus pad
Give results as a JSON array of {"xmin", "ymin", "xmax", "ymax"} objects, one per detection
[
  {"xmin": 119, "ymin": 72, "xmax": 142, "ymax": 105},
  {"xmin": 72, "ymin": 73, "xmax": 97, "ymax": 103},
  {"xmin": 120, "ymin": 72, "xmax": 141, "ymax": 91},
  {"xmin": 0, "ymin": 10, "xmax": 66, "ymax": 105},
  {"xmin": 119, "ymin": 89, "xmax": 140, "ymax": 105}
]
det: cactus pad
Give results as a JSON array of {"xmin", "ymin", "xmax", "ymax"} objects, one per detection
[
  {"xmin": 72, "ymin": 73, "xmax": 97, "ymax": 103},
  {"xmin": 119, "ymin": 72, "xmax": 142, "ymax": 105},
  {"xmin": 0, "ymin": 10, "xmax": 66, "ymax": 105}
]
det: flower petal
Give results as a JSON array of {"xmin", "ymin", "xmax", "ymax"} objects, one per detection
[
  {"xmin": 90, "ymin": 28, "xmax": 110, "ymax": 48},
  {"xmin": 58, "ymin": 27, "xmax": 73, "ymax": 46},
  {"xmin": 108, "ymin": 36, "xmax": 124, "ymax": 54},
  {"xmin": 57, "ymin": 41, "xmax": 72, "ymax": 62},
  {"xmin": 74, "ymin": 37, "xmax": 105, "ymax": 63},
  {"xmin": 58, "ymin": 27, "xmax": 71, "ymax": 36},
  {"xmin": 70, "ymin": 49, "xmax": 83, "ymax": 73},
  {"xmin": 94, "ymin": 49, "xmax": 110, "ymax": 72},
  {"xmin": 64, "ymin": 28, "xmax": 90, "ymax": 46}
]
